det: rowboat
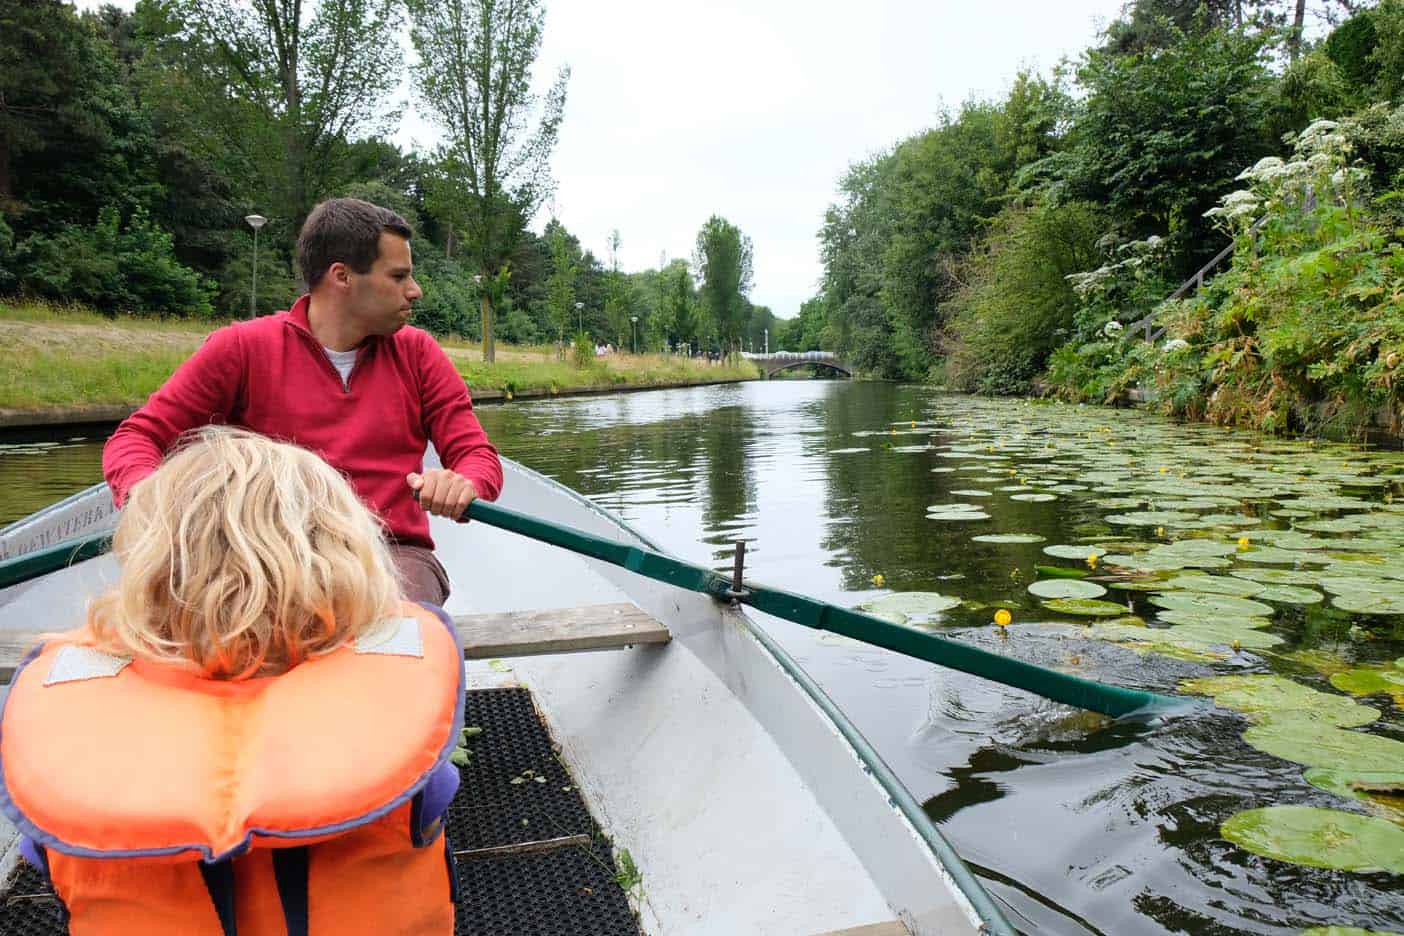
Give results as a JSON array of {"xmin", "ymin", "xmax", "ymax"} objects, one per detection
[{"xmin": 0, "ymin": 455, "xmax": 1017, "ymax": 935}]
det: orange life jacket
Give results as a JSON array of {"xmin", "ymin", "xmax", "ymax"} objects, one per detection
[{"xmin": 0, "ymin": 600, "xmax": 464, "ymax": 935}]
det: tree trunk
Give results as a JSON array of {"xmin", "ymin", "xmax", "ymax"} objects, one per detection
[
  {"xmin": 1290, "ymin": 0, "xmax": 1307, "ymax": 60},
  {"xmin": 481, "ymin": 291, "xmax": 495, "ymax": 363},
  {"xmin": 0, "ymin": 118, "xmax": 12, "ymax": 206}
]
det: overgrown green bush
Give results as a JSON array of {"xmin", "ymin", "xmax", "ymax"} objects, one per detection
[
  {"xmin": 942, "ymin": 201, "xmax": 1105, "ymax": 394},
  {"xmin": 14, "ymin": 206, "xmax": 213, "ymax": 316},
  {"xmin": 1051, "ymin": 112, "xmax": 1404, "ymax": 437}
]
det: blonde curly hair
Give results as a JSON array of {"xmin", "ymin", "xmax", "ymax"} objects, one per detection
[{"xmin": 86, "ymin": 426, "xmax": 403, "ymax": 678}]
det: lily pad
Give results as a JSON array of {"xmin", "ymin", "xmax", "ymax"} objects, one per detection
[
  {"xmin": 1107, "ymin": 510, "xmax": 1198, "ymax": 527},
  {"xmin": 1230, "ymin": 568, "xmax": 1322, "ymax": 585},
  {"xmin": 1044, "ymin": 545, "xmax": 1108, "ymax": 560},
  {"xmin": 1164, "ymin": 623, "xmax": 1284, "ymax": 650},
  {"xmin": 1149, "ymin": 592, "xmax": 1275, "ymax": 618},
  {"xmin": 1179, "ymin": 675, "xmax": 1378, "ymax": 727},
  {"xmin": 1243, "ymin": 719, "xmax": 1404, "ymax": 771},
  {"xmin": 1162, "ymin": 574, "xmax": 1265, "ymax": 598},
  {"xmin": 1041, "ymin": 598, "xmax": 1130, "ymax": 617},
  {"xmin": 1331, "ymin": 592, "xmax": 1404, "ymax": 615},
  {"xmin": 1105, "ymin": 577, "xmax": 1171, "ymax": 592},
  {"xmin": 1255, "ymin": 584, "xmax": 1325, "ymax": 605},
  {"xmin": 1330, "ymin": 665, "xmax": 1404, "ymax": 706},
  {"xmin": 859, "ymin": 592, "xmax": 962, "ymax": 621},
  {"xmin": 1034, "ymin": 565, "xmax": 1089, "ymax": 579},
  {"xmin": 1028, "ymin": 579, "xmax": 1107, "ymax": 600},
  {"xmin": 1156, "ymin": 610, "xmax": 1271, "ymax": 629},
  {"xmin": 1237, "ymin": 546, "xmax": 1329, "ymax": 565},
  {"xmin": 1220, "ymin": 806, "xmax": 1404, "ymax": 873},
  {"xmin": 926, "ymin": 510, "xmax": 991, "ymax": 522},
  {"xmin": 972, "ymin": 533, "xmax": 1046, "ymax": 544},
  {"xmin": 1301, "ymin": 926, "xmax": 1404, "ymax": 936},
  {"xmin": 1304, "ymin": 769, "xmax": 1404, "ymax": 826},
  {"xmin": 1010, "ymin": 492, "xmax": 1058, "ymax": 502},
  {"xmin": 950, "ymin": 489, "xmax": 993, "ymax": 497}
]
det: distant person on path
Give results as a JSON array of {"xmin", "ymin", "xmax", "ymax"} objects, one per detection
[
  {"xmin": 3, "ymin": 428, "xmax": 463, "ymax": 934},
  {"xmin": 103, "ymin": 197, "xmax": 502, "ymax": 604}
]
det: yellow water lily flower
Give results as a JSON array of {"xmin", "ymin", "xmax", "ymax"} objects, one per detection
[
  {"xmin": 994, "ymin": 609, "xmax": 1012, "ymax": 627},
  {"xmin": 1155, "ymin": 526, "xmax": 1165, "ymax": 537},
  {"xmin": 871, "ymin": 573, "xmax": 885, "ymax": 587},
  {"xmin": 1086, "ymin": 554, "xmax": 1099, "ymax": 569},
  {"xmin": 1159, "ymin": 466, "xmax": 1168, "ymax": 474},
  {"xmin": 911, "ymin": 421, "xmax": 917, "ymax": 428},
  {"xmin": 1237, "ymin": 536, "xmax": 1251, "ymax": 550}
]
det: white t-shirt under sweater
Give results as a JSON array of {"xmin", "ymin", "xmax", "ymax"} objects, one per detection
[{"xmin": 323, "ymin": 347, "xmax": 358, "ymax": 390}]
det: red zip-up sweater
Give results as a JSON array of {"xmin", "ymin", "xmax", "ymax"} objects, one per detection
[{"xmin": 103, "ymin": 296, "xmax": 502, "ymax": 550}]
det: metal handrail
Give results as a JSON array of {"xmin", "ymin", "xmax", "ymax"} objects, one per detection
[{"xmin": 1126, "ymin": 216, "xmax": 1268, "ymax": 342}]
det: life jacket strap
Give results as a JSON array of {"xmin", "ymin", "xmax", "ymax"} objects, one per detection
[
  {"xmin": 272, "ymin": 847, "xmax": 310, "ymax": 936},
  {"xmin": 198, "ymin": 859, "xmax": 237, "ymax": 936}
]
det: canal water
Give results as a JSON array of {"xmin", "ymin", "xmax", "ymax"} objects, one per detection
[{"xmin": 2, "ymin": 381, "xmax": 1401, "ymax": 934}]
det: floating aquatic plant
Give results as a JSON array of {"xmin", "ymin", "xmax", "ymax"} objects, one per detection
[
  {"xmin": 1220, "ymin": 806, "xmax": 1404, "ymax": 874},
  {"xmin": 1028, "ymin": 580, "xmax": 1107, "ymax": 600}
]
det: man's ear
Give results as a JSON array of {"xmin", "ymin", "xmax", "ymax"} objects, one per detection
[{"xmin": 326, "ymin": 261, "xmax": 353, "ymax": 292}]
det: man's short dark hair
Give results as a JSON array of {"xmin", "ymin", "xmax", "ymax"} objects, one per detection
[{"xmin": 297, "ymin": 198, "xmax": 414, "ymax": 290}]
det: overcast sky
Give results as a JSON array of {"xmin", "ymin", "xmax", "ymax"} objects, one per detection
[{"xmin": 78, "ymin": 0, "xmax": 1134, "ymax": 318}]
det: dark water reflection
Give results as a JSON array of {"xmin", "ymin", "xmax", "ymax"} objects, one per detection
[{"xmin": 2, "ymin": 382, "xmax": 1401, "ymax": 934}]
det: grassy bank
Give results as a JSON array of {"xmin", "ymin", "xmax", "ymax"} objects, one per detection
[{"xmin": 0, "ymin": 298, "xmax": 757, "ymax": 411}]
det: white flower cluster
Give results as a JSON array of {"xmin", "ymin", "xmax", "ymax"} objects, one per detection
[
  {"xmin": 1295, "ymin": 119, "xmax": 1345, "ymax": 158},
  {"xmin": 1103, "ymin": 320, "xmax": 1124, "ymax": 338},
  {"xmin": 1209, "ymin": 116, "xmax": 1369, "ymax": 229},
  {"xmin": 1065, "ymin": 235, "xmax": 1169, "ymax": 298},
  {"xmin": 1204, "ymin": 189, "xmax": 1261, "ymax": 223},
  {"xmin": 1162, "ymin": 338, "xmax": 1190, "ymax": 352}
]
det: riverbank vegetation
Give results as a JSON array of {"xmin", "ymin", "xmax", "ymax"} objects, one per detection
[
  {"xmin": 0, "ymin": 299, "xmax": 755, "ymax": 411},
  {"xmin": 0, "ymin": 0, "xmax": 778, "ymax": 367},
  {"xmin": 805, "ymin": 0, "xmax": 1404, "ymax": 436}
]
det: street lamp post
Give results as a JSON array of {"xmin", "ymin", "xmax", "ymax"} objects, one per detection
[
  {"xmin": 244, "ymin": 214, "xmax": 267, "ymax": 318},
  {"xmin": 764, "ymin": 328, "xmax": 768, "ymax": 355},
  {"xmin": 630, "ymin": 315, "xmax": 638, "ymax": 354},
  {"xmin": 574, "ymin": 301, "xmax": 584, "ymax": 336}
]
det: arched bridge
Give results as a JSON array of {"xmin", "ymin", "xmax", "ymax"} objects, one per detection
[{"xmin": 742, "ymin": 351, "xmax": 853, "ymax": 379}]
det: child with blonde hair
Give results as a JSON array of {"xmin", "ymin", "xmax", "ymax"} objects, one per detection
[{"xmin": 0, "ymin": 426, "xmax": 464, "ymax": 935}]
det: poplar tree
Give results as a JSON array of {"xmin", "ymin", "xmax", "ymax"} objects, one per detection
[
  {"xmin": 407, "ymin": 0, "xmax": 569, "ymax": 363},
  {"xmin": 693, "ymin": 215, "xmax": 753, "ymax": 357}
]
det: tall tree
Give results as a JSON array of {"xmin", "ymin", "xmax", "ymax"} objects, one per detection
[
  {"xmin": 407, "ymin": 0, "xmax": 568, "ymax": 363},
  {"xmin": 692, "ymin": 215, "xmax": 753, "ymax": 356},
  {"xmin": 603, "ymin": 228, "xmax": 632, "ymax": 347},
  {"xmin": 167, "ymin": 0, "xmax": 404, "ymax": 234},
  {"xmin": 544, "ymin": 219, "xmax": 576, "ymax": 353}
]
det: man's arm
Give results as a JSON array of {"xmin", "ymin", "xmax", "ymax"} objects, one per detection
[
  {"xmin": 416, "ymin": 334, "xmax": 503, "ymax": 508},
  {"xmin": 102, "ymin": 327, "xmax": 245, "ymax": 506}
]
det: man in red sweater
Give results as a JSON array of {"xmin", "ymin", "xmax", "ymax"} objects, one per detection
[{"xmin": 103, "ymin": 198, "xmax": 503, "ymax": 605}]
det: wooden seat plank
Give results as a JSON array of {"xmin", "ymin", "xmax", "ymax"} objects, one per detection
[
  {"xmin": 809, "ymin": 922, "xmax": 911, "ymax": 936},
  {"xmin": 0, "ymin": 602, "xmax": 669, "ymax": 684}
]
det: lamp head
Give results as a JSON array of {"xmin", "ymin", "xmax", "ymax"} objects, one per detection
[{"xmin": 244, "ymin": 214, "xmax": 267, "ymax": 231}]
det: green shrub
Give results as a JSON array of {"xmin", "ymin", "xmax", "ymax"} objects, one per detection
[
  {"xmin": 1052, "ymin": 114, "xmax": 1404, "ymax": 436},
  {"xmin": 943, "ymin": 201, "xmax": 1105, "ymax": 394},
  {"xmin": 15, "ymin": 206, "xmax": 213, "ymax": 316}
]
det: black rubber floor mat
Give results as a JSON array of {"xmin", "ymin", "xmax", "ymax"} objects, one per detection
[
  {"xmin": 448, "ymin": 687, "xmax": 595, "ymax": 850},
  {"xmin": 0, "ymin": 688, "xmax": 640, "ymax": 936},
  {"xmin": 456, "ymin": 844, "xmax": 639, "ymax": 936}
]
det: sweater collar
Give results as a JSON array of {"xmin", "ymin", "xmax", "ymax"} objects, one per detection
[{"xmin": 284, "ymin": 294, "xmax": 380, "ymax": 351}]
